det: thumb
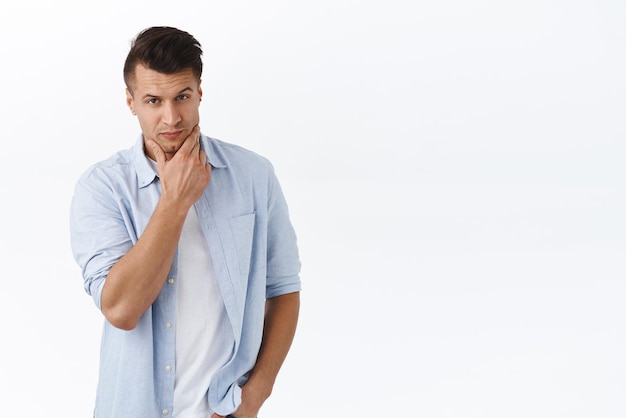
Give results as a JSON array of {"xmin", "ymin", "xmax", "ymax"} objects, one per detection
[{"xmin": 146, "ymin": 139, "xmax": 165, "ymax": 165}]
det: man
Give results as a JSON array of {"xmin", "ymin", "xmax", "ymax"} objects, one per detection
[{"xmin": 70, "ymin": 26, "xmax": 301, "ymax": 418}]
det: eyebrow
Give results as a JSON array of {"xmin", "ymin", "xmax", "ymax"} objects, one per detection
[{"xmin": 141, "ymin": 87, "xmax": 194, "ymax": 100}]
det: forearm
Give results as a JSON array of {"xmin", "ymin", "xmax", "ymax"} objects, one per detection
[
  {"xmin": 246, "ymin": 292, "xmax": 300, "ymax": 401},
  {"xmin": 101, "ymin": 197, "xmax": 188, "ymax": 330}
]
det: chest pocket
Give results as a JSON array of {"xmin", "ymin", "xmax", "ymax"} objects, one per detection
[{"xmin": 228, "ymin": 212, "xmax": 256, "ymax": 275}]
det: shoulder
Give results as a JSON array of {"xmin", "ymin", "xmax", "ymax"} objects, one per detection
[
  {"xmin": 205, "ymin": 136, "xmax": 275, "ymax": 174},
  {"xmin": 75, "ymin": 147, "xmax": 136, "ymax": 187}
]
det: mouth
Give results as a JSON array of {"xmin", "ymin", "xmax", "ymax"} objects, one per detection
[{"xmin": 160, "ymin": 130, "xmax": 184, "ymax": 140}]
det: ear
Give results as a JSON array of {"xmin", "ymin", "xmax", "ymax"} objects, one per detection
[
  {"xmin": 198, "ymin": 80, "xmax": 203, "ymax": 102},
  {"xmin": 126, "ymin": 88, "xmax": 136, "ymax": 115}
]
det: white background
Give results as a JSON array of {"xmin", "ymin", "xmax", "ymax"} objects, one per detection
[{"xmin": 1, "ymin": 1, "xmax": 625, "ymax": 416}]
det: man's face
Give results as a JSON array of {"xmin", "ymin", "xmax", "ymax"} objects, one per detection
[{"xmin": 126, "ymin": 64, "xmax": 202, "ymax": 161}]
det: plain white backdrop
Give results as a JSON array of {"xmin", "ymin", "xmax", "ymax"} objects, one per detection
[{"xmin": 1, "ymin": 1, "xmax": 625, "ymax": 416}]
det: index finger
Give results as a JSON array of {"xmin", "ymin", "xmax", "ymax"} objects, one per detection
[{"xmin": 178, "ymin": 125, "xmax": 200, "ymax": 154}]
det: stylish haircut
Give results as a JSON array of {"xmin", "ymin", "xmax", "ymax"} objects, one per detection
[{"xmin": 123, "ymin": 26, "xmax": 203, "ymax": 91}]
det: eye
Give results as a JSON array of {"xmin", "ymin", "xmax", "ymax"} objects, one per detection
[
  {"xmin": 176, "ymin": 95, "xmax": 190, "ymax": 101},
  {"xmin": 147, "ymin": 98, "xmax": 160, "ymax": 105}
]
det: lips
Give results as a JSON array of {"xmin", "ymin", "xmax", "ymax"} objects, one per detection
[{"xmin": 161, "ymin": 130, "xmax": 183, "ymax": 140}]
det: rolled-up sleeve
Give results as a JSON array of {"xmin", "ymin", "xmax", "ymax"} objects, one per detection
[
  {"xmin": 264, "ymin": 164, "xmax": 301, "ymax": 298},
  {"xmin": 69, "ymin": 169, "xmax": 135, "ymax": 310}
]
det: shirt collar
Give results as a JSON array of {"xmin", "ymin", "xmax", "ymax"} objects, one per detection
[
  {"xmin": 201, "ymin": 134, "xmax": 227, "ymax": 169},
  {"xmin": 133, "ymin": 133, "xmax": 227, "ymax": 189}
]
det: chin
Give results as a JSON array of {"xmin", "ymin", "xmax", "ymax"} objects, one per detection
[{"xmin": 161, "ymin": 140, "xmax": 183, "ymax": 152}]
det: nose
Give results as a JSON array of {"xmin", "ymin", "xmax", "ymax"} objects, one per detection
[{"xmin": 162, "ymin": 102, "xmax": 182, "ymax": 126}]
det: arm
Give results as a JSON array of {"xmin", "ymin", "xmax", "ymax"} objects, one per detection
[
  {"xmin": 101, "ymin": 195, "xmax": 188, "ymax": 330},
  {"xmin": 216, "ymin": 292, "xmax": 300, "ymax": 418},
  {"xmin": 102, "ymin": 127, "xmax": 210, "ymax": 330}
]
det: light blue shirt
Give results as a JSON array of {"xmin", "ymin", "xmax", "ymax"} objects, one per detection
[{"xmin": 70, "ymin": 134, "xmax": 301, "ymax": 417}]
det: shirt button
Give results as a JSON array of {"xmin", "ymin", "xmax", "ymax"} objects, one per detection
[
  {"xmin": 168, "ymin": 278, "xmax": 175, "ymax": 284},
  {"xmin": 165, "ymin": 365, "xmax": 172, "ymax": 372},
  {"xmin": 166, "ymin": 322, "xmax": 172, "ymax": 328},
  {"xmin": 162, "ymin": 409, "xmax": 169, "ymax": 415}
]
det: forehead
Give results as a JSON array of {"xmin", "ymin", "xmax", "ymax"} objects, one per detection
[{"xmin": 130, "ymin": 64, "xmax": 199, "ymax": 95}]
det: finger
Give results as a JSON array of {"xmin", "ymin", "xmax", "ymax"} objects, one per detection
[
  {"xmin": 190, "ymin": 134, "xmax": 200, "ymax": 155},
  {"xmin": 193, "ymin": 126, "xmax": 202, "ymax": 155},
  {"xmin": 147, "ymin": 140, "xmax": 166, "ymax": 166},
  {"xmin": 199, "ymin": 149, "xmax": 208, "ymax": 164},
  {"xmin": 178, "ymin": 125, "xmax": 200, "ymax": 154}
]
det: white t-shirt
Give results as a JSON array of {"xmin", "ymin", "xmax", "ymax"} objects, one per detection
[{"xmin": 173, "ymin": 206, "xmax": 234, "ymax": 417}]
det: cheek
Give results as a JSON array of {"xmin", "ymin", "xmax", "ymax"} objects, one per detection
[
  {"xmin": 184, "ymin": 101, "xmax": 201, "ymax": 117},
  {"xmin": 136, "ymin": 112, "xmax": 159, "ymax": 129}
]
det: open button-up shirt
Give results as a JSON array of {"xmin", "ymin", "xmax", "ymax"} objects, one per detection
[{"xmin": 70, "ymin": 134, "xmax": 301, "ymax": 417}]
